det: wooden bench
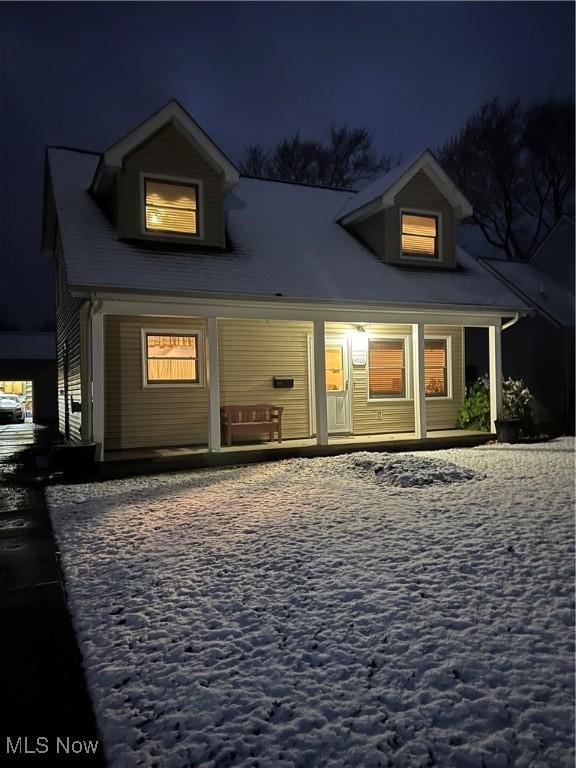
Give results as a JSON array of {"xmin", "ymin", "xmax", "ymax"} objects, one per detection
[{"xmin": 220, "ymin": 404, "xmax": 283, "ymax": 446}]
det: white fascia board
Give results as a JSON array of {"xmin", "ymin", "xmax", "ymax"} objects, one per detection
[
  {"xmin": 103, "ymin": 101, "xmax": 239, "ymax": 187},
  {"xmin": 341, "ymin": 150, "xmax": 473, "ymax": 225},
  {"xmin": 81, "ymin": 292, "xmax": 523, "ymax": 327},
  {"xmin": 70, "ymin": 288, "xmax": 528, "ymax": 320},
  {"xmin": 69, "ymin": 288, "xmax": 529, "ymax": 319}
]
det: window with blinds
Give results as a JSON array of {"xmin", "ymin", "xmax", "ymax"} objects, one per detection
[
  {"xmin": 401, "ymin": 213, "xmax": 438, "ymax": 258},
  {"xmin": 368, "ymin": 339, "xmax": 406, "ymax": 399},
  {"xmin": 145, "ymin": 333, "xmax": 200, "ymax": 384},
  {"xmin": 424, "ymin": 339, "xmax": 448, "ymax": 397},
  {"xmin": 144, "ymin": 179, "xmax": 198, "ymax": 235}
]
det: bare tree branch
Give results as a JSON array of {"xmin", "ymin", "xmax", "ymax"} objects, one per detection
[
  {"xmin": 239, "ymin": 126, "xmax": 394, "ymax": 188},
  {"xmin": 437, "ymin": 98, "xmax": 574, "ymax": 260}
]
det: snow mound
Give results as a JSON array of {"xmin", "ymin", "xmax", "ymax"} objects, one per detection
[
  {"xmin": 290, "ymin": 451, "xmax": 479, "ymax": 487},
  {"xmin": 351, "ymin": 452, "xmax": 479, "ymax": 487}
]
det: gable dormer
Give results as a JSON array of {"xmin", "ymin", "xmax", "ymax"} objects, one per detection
[
  {"xmin": 338, "ymin": 150, "xmax": 472, "ymax": 270},
  {"xmin": 92, "ymin": 100, "xmax": 239, "ymax": 249}
]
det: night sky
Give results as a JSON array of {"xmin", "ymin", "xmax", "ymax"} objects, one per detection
[{"xmin": 1, "ymin": 1, "xmax": 574, "ymax": 330}]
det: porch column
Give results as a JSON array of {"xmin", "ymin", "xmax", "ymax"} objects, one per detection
[
  {"xmin": 411, "ymin": 323, "xmax": 427, "ymax": 439},
  {"xmin": 489, "ymin": 324, "xmax": 503, "ymax": 432},
  {"xmin": 91, "ymin": 311, "xmax": 105, "ymax": 460},
  {"xmin": 207, "ymin": 317, "xmax": 221, "ymax": 452},
  {"xmin": 313, "ymin": 319, "xmax": 328, "ymax": 445}
]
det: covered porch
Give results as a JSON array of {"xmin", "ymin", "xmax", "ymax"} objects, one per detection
[{"xmin": 89, "ymin": 295, "xmax": 505, "ymax": 464}]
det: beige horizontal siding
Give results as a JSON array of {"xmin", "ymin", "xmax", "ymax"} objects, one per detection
[
  {"xmin": 55, "ymin": 239, "xmax": 84, "ymax": 442},
  {"xmin": 104, "ymin": 316, "xmax": 209, "ymax": 450},
  {"xmin": 219, "ymin": 319, "xmax": 313, "ymax": 440}
]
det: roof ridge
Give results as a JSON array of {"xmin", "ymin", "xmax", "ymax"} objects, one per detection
[
  {"xmin": 239, "ymin": 174, "xmax": 356, "ymax": 193},
  {"xmin": 47, "ymin": 145, "xmax": 102, "ymax": 157},
  {"xmin": 530, "ymin": 213, "xmax": 576, "ymax": 261},
  {"xmin": 479, "ymin": 255, "xmax": 573, "ymax": 328},
  {"xmin": 478, "ymin": 256, "xmax": 530, "ymax": 264}
]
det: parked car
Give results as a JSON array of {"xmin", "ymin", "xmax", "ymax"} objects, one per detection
[{"xmin": 0, "ymin": 394, "xmax": 25, "ymax": 423}]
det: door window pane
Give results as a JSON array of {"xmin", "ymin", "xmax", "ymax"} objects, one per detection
[{"xmin": 325, "ymin": 346, "xmax": 344, "ymax": 391}]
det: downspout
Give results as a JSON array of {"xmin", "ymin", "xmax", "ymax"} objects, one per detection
[
  {"xmin": 87, "ymin": 294, "xmax": 103, "ymax": 442},
  {"xmin": 502, "ymin": 313, "xmax": 520, "ymax": 331},
  {"xmin": 86, "ymin": 295, "xmax": 95, "ymax": 442},
  {"xmin": 498, "ymin": 314, "xmax": 520, "ymax": 402}
]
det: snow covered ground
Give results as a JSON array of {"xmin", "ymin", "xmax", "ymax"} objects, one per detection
[{"xmin": 48, "ymin": 439, "xmax": 575, "ymax": 768}]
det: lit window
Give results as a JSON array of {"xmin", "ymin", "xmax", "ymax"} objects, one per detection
[
  {"xmin": 401, "ymin": 213, "xmax": 438, "ymax": 258},
  {"xmin": 425, "ymin": 339, "xmax": 448, "ymax": 397},
  {"xmin": 368, "ymin": 339, "xmax": 405, "ymax": 398},
  {"xmin": 145, "ymin": 333, "xmax": 199, "ymax": 384},
  {"xmin": 145, "ymin": 179, "xmax": 198, "ymax": 235},
  {"xmin": 325, "ymin": 345, "xmax": 344, "ymax": 391}
]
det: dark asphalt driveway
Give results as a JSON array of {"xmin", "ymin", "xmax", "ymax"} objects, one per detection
[{"xmin": 0, "ymin": 428, "xmax": 105, "ymax": 765}]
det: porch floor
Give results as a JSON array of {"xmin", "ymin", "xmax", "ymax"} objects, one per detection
[{"xmin": 101, "ymin": 429, "xmax": 493, "ymax": 478}]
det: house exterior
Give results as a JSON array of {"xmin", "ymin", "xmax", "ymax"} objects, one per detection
[
  {"xmin": 478, "ymin": 217, "xmax": 575, "ymax": 433},
  {"xmin": 42, "ymin": 100, "xmax": 528, "ymax": 463}
]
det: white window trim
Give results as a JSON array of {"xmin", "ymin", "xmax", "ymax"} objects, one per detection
[
  {"xmin": 139, "ymin": 173, "xmax": 205, "ymax": 241},
  {"xmin": 141, "ymin": 327, "xmax": 205, "ymax": 388},
  {"xmin": 424, "ymin": 334, "xmax": 452, "ymax": 400},
  {"xmin": 399, "ymin": 208, "xmax": 443, "ymax": 263},
  {"xmin": 366, "ymin": 333, "xmax": 412, "ymax": 403}
]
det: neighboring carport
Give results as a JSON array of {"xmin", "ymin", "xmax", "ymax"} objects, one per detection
[{"xmin": 0, "ymin": 332, "xmax": 57, "ymax": 425}]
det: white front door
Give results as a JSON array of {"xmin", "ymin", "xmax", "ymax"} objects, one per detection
[{"xmin": 325, "ymin": 338, "xmax": 351, "ymax": 434}]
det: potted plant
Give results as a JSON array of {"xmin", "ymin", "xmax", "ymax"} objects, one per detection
[
  {"xmin": 495, "ymin": 378, "xmax": 533, "ymax": 443},
  {"xmin": 457, "ymin": 376, "xmax": 533, "ymax": 443}
]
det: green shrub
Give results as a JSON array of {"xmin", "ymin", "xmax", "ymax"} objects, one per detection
[
  {"xmin": 457, "ymin": 375, "xmax": 533, "ymax": 431},
  {"xmin": 457, "ymin": 375, "xmax": 490, "ymax": 431}
]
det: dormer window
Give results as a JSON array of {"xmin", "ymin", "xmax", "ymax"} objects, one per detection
[
  {"xmin": 401, "ymin": 212, "xmax": 439, "ymax": 259},
  {"xmin": 144, "ymin": 177, "xmax": 201, "ymax": 237}
]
